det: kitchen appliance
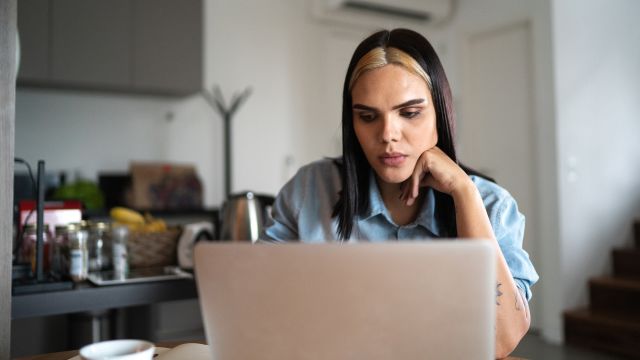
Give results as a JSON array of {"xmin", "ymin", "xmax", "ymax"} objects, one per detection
[
  {"xmin": 219, "ymin": 192, "xmax": 274, "ymax": 243},
  {"xmin": 177, "ymin": 221, "xmax": 214, "ymax": 270}
]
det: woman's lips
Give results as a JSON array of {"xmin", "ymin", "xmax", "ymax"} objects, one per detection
[{"xmin": 379, "ymin": 153, "xmax": 407, "ymax": 166}]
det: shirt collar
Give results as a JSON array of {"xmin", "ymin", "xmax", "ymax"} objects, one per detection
[{"xmin": 360, "ymin": 172, "xmax": 442, "ymax": 236}]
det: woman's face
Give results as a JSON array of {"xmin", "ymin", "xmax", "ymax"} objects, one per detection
[{"xmin": 351, "ymin": 64, "xmax": 438, "ymax": 185}]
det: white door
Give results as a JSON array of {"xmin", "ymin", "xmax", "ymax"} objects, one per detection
[{"xmin": 457, "ymin": 22, "xmax": 540, "ymax": 327}]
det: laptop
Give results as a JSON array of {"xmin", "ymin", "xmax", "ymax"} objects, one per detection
[{"xmin": 194, "ymin": 241, "xmax": 496, "ymax": 359}]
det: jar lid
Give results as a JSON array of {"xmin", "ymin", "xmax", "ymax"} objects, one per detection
[
  {"xmin": 54, "ymin": 225, "xmax": 69, "ymax": 234},
  {"xmin": 67, "ymin": 223, "xmax": 81, "ymax": 231},
  {"xmin": 92, "ymin": 222, "xmax": 110, "ymax": 230},
  {"xmin": 23, "ymin": 223, "xmax": 50, "ymax": 231}
]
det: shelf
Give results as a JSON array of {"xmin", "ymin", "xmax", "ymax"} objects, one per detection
[{"xmin": 11, "ymin": 278, "xmax": 198, "ymax": 319}]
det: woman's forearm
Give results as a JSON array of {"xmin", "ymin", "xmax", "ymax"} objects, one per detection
[{"xmin": 452, "ymin": 182, "xmax": 530, "ymax": 359}]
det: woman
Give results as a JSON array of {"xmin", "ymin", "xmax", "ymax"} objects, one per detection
[{"xmin": 262, "ymin": 28, "xmax": 538, "ymax": 358}]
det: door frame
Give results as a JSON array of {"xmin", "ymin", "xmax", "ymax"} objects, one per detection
[{"xmin": 1, "ymin": 0, "xmax": 17, "ymax": 357}]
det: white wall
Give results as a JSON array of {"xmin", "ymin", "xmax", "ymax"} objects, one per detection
[
  {"xmin": 15, "ymin": 89, "xmax": 173, "ymax": 180},
  {"xmin": 550, "ymin": 0, "xmax": 640, "ymax": 342}
]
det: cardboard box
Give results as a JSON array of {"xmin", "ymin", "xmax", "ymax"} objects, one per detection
[{"xmin": 129, "ymin": 162, "xmax": 203, "ymax": 210}]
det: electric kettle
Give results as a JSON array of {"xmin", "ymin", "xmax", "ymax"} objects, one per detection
[{"xmin": 219, "ymin": 192, "xmax": 274, "ymax": 242}]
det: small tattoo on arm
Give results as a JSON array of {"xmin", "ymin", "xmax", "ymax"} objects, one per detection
[
  {"xmin": 516, "ymin": 287, "xmax": 530, "ymax": 320},
  {"xmin": 496, "ymin": 283, "xmax": 503, "ymax": 306}
]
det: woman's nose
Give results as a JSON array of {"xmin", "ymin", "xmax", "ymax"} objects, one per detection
[{"xmin": 381, "ymin": 116, "xmax": 400, "ymax": 143}]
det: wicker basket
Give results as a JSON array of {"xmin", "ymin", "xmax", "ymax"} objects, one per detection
[{"xmin": 128, "ymin": 227, "xmax": 181, "ymax": 268}]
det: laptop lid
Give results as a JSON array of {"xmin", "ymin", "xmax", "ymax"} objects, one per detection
[{"xmin": 194, "ymin": 241, "xmax": 495, "ymax": 360}]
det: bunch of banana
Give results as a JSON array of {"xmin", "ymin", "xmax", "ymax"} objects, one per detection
[
  {"xmin": 143, "ymin": 213, "xmax": 168, "ymax": 232},
  {"xmin": 110, "ymin": 207, "xmax": 167, "ymax": 233}
]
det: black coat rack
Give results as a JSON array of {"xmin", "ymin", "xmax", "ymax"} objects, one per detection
[{"xmin": 202, "ymin": 86, "xmax": 252, "ymax": 199}]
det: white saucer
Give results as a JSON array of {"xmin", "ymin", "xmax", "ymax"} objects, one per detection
[{"xmin": 67, "ymin": 346, "xmax": 169, "ymax": 360}]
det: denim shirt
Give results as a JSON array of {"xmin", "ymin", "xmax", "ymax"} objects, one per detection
[{"xmin": 261, "ymin": 158, "xmax": 539, "ymax": 300}]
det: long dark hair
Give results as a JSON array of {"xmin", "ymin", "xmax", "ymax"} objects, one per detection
[{"xmin": 332, "ymin": 28, "xmax": 459, "ymax": 240}]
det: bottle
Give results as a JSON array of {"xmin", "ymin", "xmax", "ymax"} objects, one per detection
[
  {"xmin": 88, "ymin": 222, "xmax": 111, "ymax": 272},
  {"xmin": 69, "ymin": 225, "xmax": 89, "ymax": 282},
  {"xmin": 112, "ymin": 225, "xmax": 129, "ymax": 279}
]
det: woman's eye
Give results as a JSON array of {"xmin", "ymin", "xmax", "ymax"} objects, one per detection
[
  {"xmin": 358, "ymin": 113, "xmax": 376, "ymax": 122},
  {"xmin": 401, "ymin": 110, "xmax": 421, "ymax": 119}
]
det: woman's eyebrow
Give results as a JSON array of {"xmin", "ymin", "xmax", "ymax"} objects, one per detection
[
  {"xmin": 392, "ymin": 98, "xmax": 425, "ymax": 110},
  {"xmin": 352, "ymin": 104, "xmax": 377, "ymax": 111},
  {"xmin": 352, "ymin": 98, "xmax": 426, "ymax": 112}
]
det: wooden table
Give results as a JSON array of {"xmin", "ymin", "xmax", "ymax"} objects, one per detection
[
  {"xmin": 16, "ymin": 340, "xmax": 526, "ymax": 360},
  {"xmin": 14, "ymin": 340, "xmax": 206, "ymax": 360}
]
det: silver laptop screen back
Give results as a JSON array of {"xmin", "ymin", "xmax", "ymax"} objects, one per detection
[{"xmin": 194, "ymin": 241, "xmax": 495, "ymax": 360}]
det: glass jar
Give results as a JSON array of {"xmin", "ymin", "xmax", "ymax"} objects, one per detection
[
  {"xmin": 20, "ymin": 223, "xmax": 52, "ymax": 274},
  {"xmin": 78, "ymin": 220, "xmax": 91, "ymax": 230},
  {"xmin": 111, "ymin": 225, "xmax": 129, "ymax": 279},
  {"xmin": 69, "ymin": 225, "xmax": 89, "ymax": 282},
  {"xmin": 88, "ymin": 222, "xmax": 111, "ymax": 272},
  {"xmin": 52, "ymin": 224, "xmax": 72, "ymax": 277}
]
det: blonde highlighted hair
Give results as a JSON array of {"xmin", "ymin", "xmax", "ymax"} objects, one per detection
[{"xmin": 348, "ymin": 47, "xmax": 432, "ymax": 91}]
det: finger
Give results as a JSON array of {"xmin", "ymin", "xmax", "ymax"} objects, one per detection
[
  {"xmin": 409, "ymin": 172, "xmax": 441, "ymax": 206},
  {"xmin": 402, "ymin": 180, "xmax": 412, "ymax": 203},
  {"xmin": 411, "ymin": 160, "xmax": 427, "ymax": 199},
  {"xmin": 414, "ymin": 170, "xmax": 427, "ymax": 198},
  {"xmin": 402, "ymin": 174, "xmax": 415, "ymax": 202},
  {"xmin": 400, "ymin": 180, "xmax": 412, "ymax": 200},
  {"xmin": 406, "ymin": 161, "xmax": 425, "ymax": 206}
]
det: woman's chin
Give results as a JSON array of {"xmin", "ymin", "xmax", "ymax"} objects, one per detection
[{"xmin": 374, "ymin": 168, "xmax": 411, "ymax": 185}]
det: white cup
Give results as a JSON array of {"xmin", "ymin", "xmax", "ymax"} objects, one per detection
[{"xmin": 79, "ymin": 339, "xmax": 155, "ymax": 360}]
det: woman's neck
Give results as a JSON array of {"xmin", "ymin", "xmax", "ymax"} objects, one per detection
[{"xmin": 375, "ymin": 177, "xmax": 422, "ymax": 226}]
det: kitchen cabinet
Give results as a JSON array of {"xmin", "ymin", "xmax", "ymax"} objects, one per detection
[
  {"xmin": 51, "ymin": 0, "xmax": 132, "ymax": 88},
  {"xmin": 132, "ymin": 0, "xmax": 203, "ymax": 94},
  {"xmin": 17, "ymin": 0, "xmax": 203, "ymax": 96},
  {"xmin": 16, "ymin": 0, "xmax": 50, "ymax": 81}
]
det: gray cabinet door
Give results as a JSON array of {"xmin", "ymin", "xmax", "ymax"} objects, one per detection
[
  {"xmin": 17, "ymin": 0, "xmax": 202, "ymax": 95},
  {"xmin": 132, "ymin": 0, "xmax": 203, "ymax": 95},
  {"xmin": 17, "ymin": 0, "xmax": 51, "ymax": 82},
  {"xmin": 50, "ymin": 0, "xmax": 132, "ymax": 88}
]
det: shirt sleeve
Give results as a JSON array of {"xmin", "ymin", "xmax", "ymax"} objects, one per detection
[
  {"xmin": 479, "ymin": 180, "xmax": 539, "ymax": 301},
  {"xmin": 259, "ymin": 169, "xmax": 305, "ymax": 243}
]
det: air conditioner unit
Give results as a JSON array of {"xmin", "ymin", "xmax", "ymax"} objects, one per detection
[{"xmin": 312, "ymin": 0, "xmax": 453, "ymax": 28}]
